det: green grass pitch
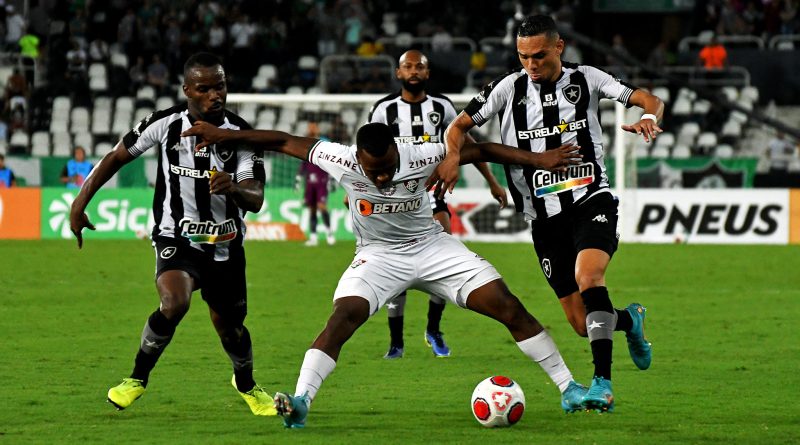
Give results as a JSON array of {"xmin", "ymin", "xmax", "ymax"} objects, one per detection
[{"xmin": 1, "ymin": 240, "xmax": 798, "ymax": 444}]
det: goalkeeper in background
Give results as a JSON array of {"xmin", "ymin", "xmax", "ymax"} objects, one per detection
[{"xmin": 297, "ymin": 121, "xmax": 335, "ymax": 246}]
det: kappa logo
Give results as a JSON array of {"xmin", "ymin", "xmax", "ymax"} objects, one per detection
[
  {"xmin": 403, "ymin": 178, "xmax": 420, "ymax": 193},
  {"xmin": 132, "ymin": 112, "xmax": 154, "ymax": 136},
  {"xmin": 562, "ymin": 84, "xmax": 581, "ymax": 104},
  {"xmin": 541, "ymin": 258, "xmax": 552, "ymax": 278},
  {"xmin": 516, "ymin": 96, "xmax": 533, "ymax": 106},
  {"xmin": 160, "ymin": 246, "xmax": 177, "ymax": 259},
  {"xmin": 427, "ymin": 111, "xmax": 441, "ymax": 126},
  {"xmin": 391, "ymin": 117, "xmax": 403, "ymax": 125},
  {"xmin": 592, "ymin": 214, "xmax": 608, "ymax": 223}
]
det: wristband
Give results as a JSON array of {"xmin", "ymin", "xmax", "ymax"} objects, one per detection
[{"xmin": 641, "ymin": 114, "xmax": 658, "ymax": 123}]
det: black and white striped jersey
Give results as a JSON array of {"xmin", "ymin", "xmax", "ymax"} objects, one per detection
[
  {"xmin": 122, "ymin": 105, "xmax": 266, "ymax": 260},
  {"xmin": 464, "ymin": 63, "xmax": 636, "ymax": 220},
  {"xmin": 368, "ymin": 92, "xmax": 458, "ymax": 144}
]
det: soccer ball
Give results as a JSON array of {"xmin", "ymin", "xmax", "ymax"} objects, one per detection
[{"xmin": 470, "ymin": 376, "xmax": 526, "ymax": 427}]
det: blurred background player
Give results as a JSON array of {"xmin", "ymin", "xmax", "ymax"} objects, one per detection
[
  {"xmin": 0, "ymin": 154, "xmax": 17, "ymax": 187},
  {"xmin": 60, "ymin": 146, "xmax": 93, "ymax": 189},
  {"xmin": 435, "ymin": 15, "xmax": 663, "ymax": 412},
  {"xmin": 297, "ymin": 121, "xmax": 335, "ymax": 246},
  {"xmin": 368, "ymin": 49, "xmax": 508, "ymax": 359}
]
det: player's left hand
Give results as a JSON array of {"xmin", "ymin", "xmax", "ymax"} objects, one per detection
[
  {"xmin": 209, "ymin": 170, "xmax": 235, "ymax": 195},
  {"xmin": 181, "ymin": 121, "xmax": 226, "ymax": 150},
  {"xmin": 621, "ymin": 118, "xmax": 663, "ymax": 143},
  {"xmin": 488, "ymin": 182, "xmax": 508, "ymax": 209}
]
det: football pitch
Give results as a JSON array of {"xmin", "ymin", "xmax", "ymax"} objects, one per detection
[{"xmin": 1, "ymin": 240, "xmax": 798, "ymax": 444}]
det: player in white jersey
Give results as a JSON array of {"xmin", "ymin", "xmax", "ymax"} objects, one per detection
[
  {"xmin": 69, "ymin": 53, "xmax": 276, "ymax": 417},
  {"xmin": 368, "ymin": 49, "xmax": 508, "ymax": 359},
  {"xmin": 181, "ymin": 120, "xmax": 587, "ymax": 427},
  {"xmin": 433, "ymin": 15, "xmax": 665, "ymax": 412}
]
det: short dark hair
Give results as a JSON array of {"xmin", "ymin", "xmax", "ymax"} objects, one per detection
[
  {"xmin": 356, "ymin": 123, "xmax": 394, "ymax": 157},
  {"xmin": 517, "ymin": 15, "xmax": 559, "ymax": 39},
  {"xmin": 184, "ymin": 52, "xmax": 224, "ymax": 78}
]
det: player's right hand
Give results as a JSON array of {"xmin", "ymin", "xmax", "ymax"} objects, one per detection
[
  {"xmin": 426, "ymin": 154, "xmax": 460, "ymax": 199},
  {"xmin": 536, "ymin": 144, "xmax": 583, "ymax": 172},
  {"xmin": 69, "ymin": 211, "xmax": 96, "ymax": 249},
  {"xmin": 181, "ymin": 121, "xmax": 226, "ymax": 151}
]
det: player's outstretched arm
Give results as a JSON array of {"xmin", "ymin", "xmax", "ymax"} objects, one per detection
[
  {"xmin": 69, "ymin": 143, "xmax": 135, "ymax": 248},
  {"xmin": 428, "ymin": 112, "xmax": 476, "ymax": 197},
  {"xmin": 181, "ymin": 121, "xmax": 316, "ymax": 161},
  {"xmin": 209, "ymin": 173, "xmax": 264, "ymax": 213},
  {"xmin": 465, "ymin": 133, "xmax": 508, "ymax": 208},
  {"xmin": 621, "ymin": 89, "xmax": 665, "ymax": 143},
  {"xmin": 460, "ymin": 142, "xmax": 582, "ymax": 172}
]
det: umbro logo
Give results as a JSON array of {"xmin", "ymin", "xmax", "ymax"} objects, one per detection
[{"xmin": 592, "ymin": 214, "xmax": 608, "ymax": 223}]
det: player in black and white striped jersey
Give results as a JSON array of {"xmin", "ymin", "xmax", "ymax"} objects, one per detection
[
  {"xmin": 433, "ymin": 16, "xmax": 664, "ymax": 412},
  {"xmin": 69, "ymin": 53, "xmax": 276, "ymax": 416},
  {"xmin": 368, "ymin": 49, "xmax": 508, "ymax": 359}
]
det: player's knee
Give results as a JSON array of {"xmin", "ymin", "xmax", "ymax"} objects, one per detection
[
  {"xmin": 159, "ymin": 292, "xmax": 190, "ymax": 319},
  {"xmin": 575, "ymin": 270, "xmax": 604, "ymax": 292},
  {"xmin": 494, "ymin": 294, "xmax": 529, "ymax": 328}
]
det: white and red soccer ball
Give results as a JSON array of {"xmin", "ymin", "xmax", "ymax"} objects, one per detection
[{"xmin": 471, "ymin": 376, "xmax": 526, "ymax": 427}]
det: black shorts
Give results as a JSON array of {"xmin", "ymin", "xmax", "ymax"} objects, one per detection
[
  {"xmin": 530, "ymin": 192, "xmax": 620, "ymax": 298},
  {"xmin": 153, "ymin": 236, "xmax": 248, "ymax": 324}
]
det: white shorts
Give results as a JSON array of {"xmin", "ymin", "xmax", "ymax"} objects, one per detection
[{"xmin": 333, "ymin": 232, "xmax": 501, "ymax": 315}]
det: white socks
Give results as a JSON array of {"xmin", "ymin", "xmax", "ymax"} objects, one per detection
[
  {"xmin": 295, "ymin": 348, "xmax": 337, "ymax": 402},
  {"xmin": 516, "ymin": 331, "xmax": 573, "ymax": 393}
]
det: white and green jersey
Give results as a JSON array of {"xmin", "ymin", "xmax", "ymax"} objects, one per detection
[{"xmin": 307, "ymin": 140, "xmax": 445, "ymax": 248}]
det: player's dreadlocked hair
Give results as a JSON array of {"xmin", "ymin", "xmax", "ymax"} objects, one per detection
[
  {"xmin": 184, "ymin": 52, "xmax": 224, "ymax": 78},
  {"xmin": 356, "ymin": 123, "xmax": 394, "ymax": 157},
  {"xmin": 517, "ymin": 15, "xmax": 559, "ymax": 40}
]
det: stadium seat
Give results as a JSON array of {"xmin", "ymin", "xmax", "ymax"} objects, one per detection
[
  {"xmin": 650, "ymin": 145, "xmax": 670, "ymax": 159},
  {"xmin": 70, "ymin": 107, "xmax": 91, "ymax": 134},
  {"xmin": 634, "ymin": 144, "xmax": 650, "ymax": 159},
  {"xmin": 73, "ymin": 133, "xmax": 93, "ymax": 152},
  {"xmin": 696, "ymin": 132, "xmax": 718, "ymax": 152},
  {"xmin": 136, "ymin": 86, "xmax": 156, "ymax": 102},
  {"xmin": 53, "ymin": 96, "xmax": 72, "ymax": 114},
  {"xmin": 322, "ymin": 102, "xmax": 343, "ymax": 113},
  {"xmin": 110, "ymin": 52, "xmax": 128, "ymax": 69},
  {"xmin": 115, "ymin": 96, "xmax": 134, "ymax": 114},
  {"xmin": 461, "ymin": 86, "xmax": 479, "ymax": 95},
  {"xmin": 89, "ymin": 76, "xmax": 109, "ymax": 93},
  {"xmin": 256, "ymin": 108, "xmax": 276, "ymax": 128},
  {"xmin": 655, "ymin": 131, "xmax": 675, "ymax": 149},
  {"xmin": 91, "ymin": 114, "xmax": 111, "ymax": 135},
  {"xmin": 112, "ymin": 113, "xmax": 133, "ymax": 134},
  {"xmin": 651, "ymin": 86, "xmax": 670, "ymax": 104},
  {"xmin": 672, "ymin": 97, "xmax": 692, "ymax": 118},
  {"xmin": 730, "ymin": 110, "xmax": 748, "ymax": 124},
  {"xmin": 257, "ymin": 64, "xmax": 278, "ymax": 82},
  {"xmin": 671, "ymin": 144, "xmax": 691, "ymax": 159},
  {"xmin": 721, "ymin": 86, "xmax": 738, "ymax": 102},
  {"xmin": 776, "ymin": 40, "xmax": 795, "ymax": 50},
  {"xmin": 52, "ymin": 132, "xmax": 72, "ymax": 156},
  {"xmin": 298, "ymin": 55, "xmax": 318, "ymax": 71},
  {"xmin": 156, "ymin": 96, "xmax": 175, "ymax": 110},
  {"xmin": 50, "ymin": 113, "xmax": 69, "ymax": 133},
  {"xmin": 714, "ymin": 144, "xmax": 734, "ymax": 158},
  {"xmin": 94, "ymin": 142, "xmax": 114, "ymax": 157},
  {"xmin": 677, "ymin": 122, "xmax": 700, "ymax": 146},
  {"xmin": 286, "ymin": 86, "xmax": 304, "ymax": 95},
  {"xmin": 31, "ymin": 131, "xmax": 50, "ymax": 156},
  {"xmin": 9, "ymin": 131, "xmax": 30, "ymax": 151},
  {"xmin": 134, "ymin": 107, "xmax": 153, "ymax": 124},
  {"xmin": 341, "ymin": 108, "xmax": 358, "ymax": 127},
  {"xmin": 721, "ymin": 120, "xmax": 742, "ymax": 138},
  {"xmin": 693, "ymin": 99, "xmax": 711, "ymax": 116},
  {"xmin": 306, "ymin": 86, "xmax": 322, "ymax": 94},
  {"xmin": 740, "ymin": 86, "xmax": 759, "ymax": 103}
]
